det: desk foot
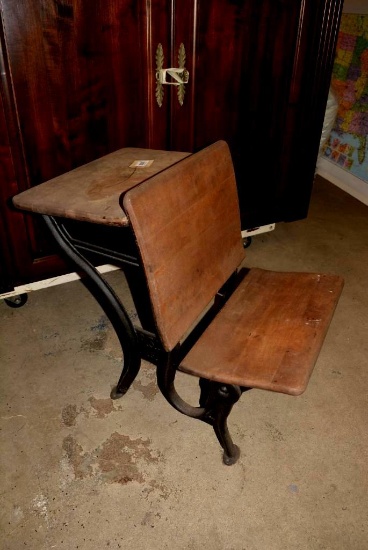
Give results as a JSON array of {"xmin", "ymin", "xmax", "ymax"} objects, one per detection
[
  {"xmin": 159, "ymin": 355, "xmax": 242, "ymax": 465},
  {"xmin": 110, "ymin": 386, "xmax": 128, "ymax": 400},
  {"xmin": 223, "ymin": 445, "xmax": 240, "ymax": 466},
  {"xmin": 211, "ymin": 384, "xmax": 242, "ymax": 465}
]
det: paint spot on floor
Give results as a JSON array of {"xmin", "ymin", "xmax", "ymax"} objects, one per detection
[
  {"xmin": 132, "ymin": 380, "xmax": 158, "ymax": 401},
  {"xmin": 80, "ymin": 332, "xmax": 107, "ymax": 351},
  {"xmin": 90, "ymin": 315, "xmax": 109, "ymax": 332},
  {"xmin": 89, "ymin": 396, "xmax": 115, "ymax": 418},
  {"xmin": 80, "ymin": 315, "xmax": 108, "ymax": 351},
  {"xmin": 143, "ymin": 479, "xmax": 171, "ymax": 500},
  {"xmin": 62, "ymin": 435, "xmax": 92, "ymax": 479},
  {"xmin": 265, "ymin": 422, "xmax": 285, "ymax": 442},
  {"xmin": 61, "ymin": 432, "xmax": 165, "ymax": 489},
  {"xmin": 61, "ymin": 404, "xmax": 79, "ymax": 427},
  {"xmin": 288, "ymin": 484, "xmax": 299, "ymax": 494},
  {"xmin": 96, "ymin": 432, "xmax": 160, "ymax": 484},
  {"xmin": 132, "ymin": 362, "xmax": 159, "ymax": 401}
]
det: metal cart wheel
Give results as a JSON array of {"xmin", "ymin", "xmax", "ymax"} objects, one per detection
[
  {"xmin": 242, "ymin": 236, "xmax": 252, "ymax": 249},
  {"xmin": 4, "ymin": 293, "xmax": 28, "ymax": 308}
]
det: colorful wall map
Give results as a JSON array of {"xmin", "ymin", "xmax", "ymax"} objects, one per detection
[{"xmin": 323, "ymin": 14, "xmax": 368, "ymax": 183}]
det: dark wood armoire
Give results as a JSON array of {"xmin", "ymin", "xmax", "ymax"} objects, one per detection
[{"xmin": 0, "ymin": 0, "xmax": 343, "ymax": 293}]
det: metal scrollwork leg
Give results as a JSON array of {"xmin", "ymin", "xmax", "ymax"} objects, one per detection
[
  {"xmin": 158, "ymin": 356, "xmax": 243, "ymax": 465},
  {"xmin": 211, "ymin": 384, "xmax": 242, "ymax": 465},
  {"xmin": 157, "ymin": 351, "xmax": 206, "ymax": 420},
  {"xmin": 43, "ymin": 216, "xmax": 142, "ymax": 399},
  {"xmin": 199, "ymin": 379, "xmax": 242, "ymax": 464}
]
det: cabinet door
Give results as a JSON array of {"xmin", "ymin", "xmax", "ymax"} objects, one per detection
[
  {"xmin": 0, "ymin": 0, "xmax": 167, "ymax": 289},
  {"xmin": 171, "ymin": 0, "xmax": 342, "ymax": 229},
  {"xmin": 0, "ymin": 0, "xmax": 342, "ymax": 290}
]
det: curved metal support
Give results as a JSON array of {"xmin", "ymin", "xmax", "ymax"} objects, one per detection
[
  {"xmin": 43, "ymin": 216, "xmax": 141, "ymax": 398},
  {"xmin": 158, "ymin": 355, "xmax": 243, "ymax": 464},
  {"xmin": 157, "ymin": 352, "xmax": 206, "ymax": 420}
]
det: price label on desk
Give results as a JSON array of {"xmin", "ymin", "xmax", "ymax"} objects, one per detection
[{"xmin": 129, "ymin": 160, "xmax": 154, "ymax": 168}]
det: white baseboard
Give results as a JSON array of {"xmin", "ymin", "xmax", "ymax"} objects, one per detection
[
  {"xmin": 241, "ymin": 223, "xmax": 275, "ymax": 237},
  {"xmin": 316, "ymin": 157, "xmax": 368, "ymax": 206},
  {"xmin": 0, "ymin": 264, "xmax": 120, "ymax": 300}
]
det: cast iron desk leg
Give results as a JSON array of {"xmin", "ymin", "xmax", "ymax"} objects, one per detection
[{"xmin": 43, "ymin": 215, "xmax": 142, "ymax": 398}]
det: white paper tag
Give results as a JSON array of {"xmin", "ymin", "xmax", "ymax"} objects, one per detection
[{"xmin": 129, "ymin": 160, "xmax": 154, "ymax": 168}]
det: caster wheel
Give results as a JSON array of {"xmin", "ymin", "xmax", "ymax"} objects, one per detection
[
  {"xmin": 4, "ymin": 293, "xmax": 28, "ymax": 308},
  {"xmin": 243, "ymin": 236, "xmax": 252, "ymax": 249}
]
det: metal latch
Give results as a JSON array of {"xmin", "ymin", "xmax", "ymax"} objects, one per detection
[{"xmin": 156, "ymin": 67, "xmax": 189, "ymax": 86}]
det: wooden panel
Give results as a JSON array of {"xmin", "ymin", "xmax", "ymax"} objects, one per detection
[
  {"xmin": 181, "ymin": 268, "xmax": 344, "ymax": 396},
  {"xmin": 280, "ymin": 0, "xmax": 344, "ymax": 222},
  {"xmin": 172, "ymin": 0, "xmax": 343, "ymax": 228},
  {"xmin": 123, "ymin": 141, "xmax": 245, "ymax": 351},
  {"xmin": 0, "ymin": 0, "xmax": 168, "ymax": 287},
  {"xmin": 3, "ymin": 0, "xmax": 152, "ymax": 184},
  {"xmin": 0, "ymin": 76, "xmax": 18, "ymax": 291},
  {"xmin": 172, "ymin": 0, "xmax": 302, "ymax": 227},
  {"xmin": 0, "ymin": 31, "xmax": 38, "ymax": 290}
]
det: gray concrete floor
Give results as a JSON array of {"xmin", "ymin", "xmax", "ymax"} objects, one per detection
[{"xmin": 1, "ymin": 177, "xmax": 367, "ymax": 549}]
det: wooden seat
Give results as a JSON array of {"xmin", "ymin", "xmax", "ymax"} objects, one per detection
[
  {"xmin": 124, "ymin": 140, "xmax": 343, "ymax": 464},
  {"xmin": 180, "ymin": 268, "xmax": 343, "ymax": 396}
]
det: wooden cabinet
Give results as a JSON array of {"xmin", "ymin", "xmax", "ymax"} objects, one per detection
[
  {"xmin": 163, "ymin": 1, "xmax": 343, "ymax": 227},
  {"xmin": 0, "ymin": 0, "xmax": 342, "ymax": 292},
  {"xmin": 0, "ymin": 0, "xmax": 158, "ymax": 291}
]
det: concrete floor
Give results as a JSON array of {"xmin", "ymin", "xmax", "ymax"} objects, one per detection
[{"xmin": 1, "ymin": 177, "xmax": 367, "ymax": 549}]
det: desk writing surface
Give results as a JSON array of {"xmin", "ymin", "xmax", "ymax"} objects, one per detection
[{"xmin": 13, "ymin": 148, "xmax": 190, "ymax": 226}]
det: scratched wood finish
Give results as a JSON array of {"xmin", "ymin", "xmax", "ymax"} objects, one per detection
[
  {"xmin": 13, "ymin": 148, "xmax": 190, "ymax": 226},
  {"xmin": 180, "ymin": 268, "xmax": 344, "ymax": 396}
]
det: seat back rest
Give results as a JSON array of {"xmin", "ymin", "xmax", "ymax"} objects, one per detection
[{"xmin": 123, "ymin": 141, "xmax": 246, "ymax": 351}]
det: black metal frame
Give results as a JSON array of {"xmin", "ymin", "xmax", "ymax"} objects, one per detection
[{"xmin": 43, "ymin": 214, "xmax": 250, "ymax": 464}]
